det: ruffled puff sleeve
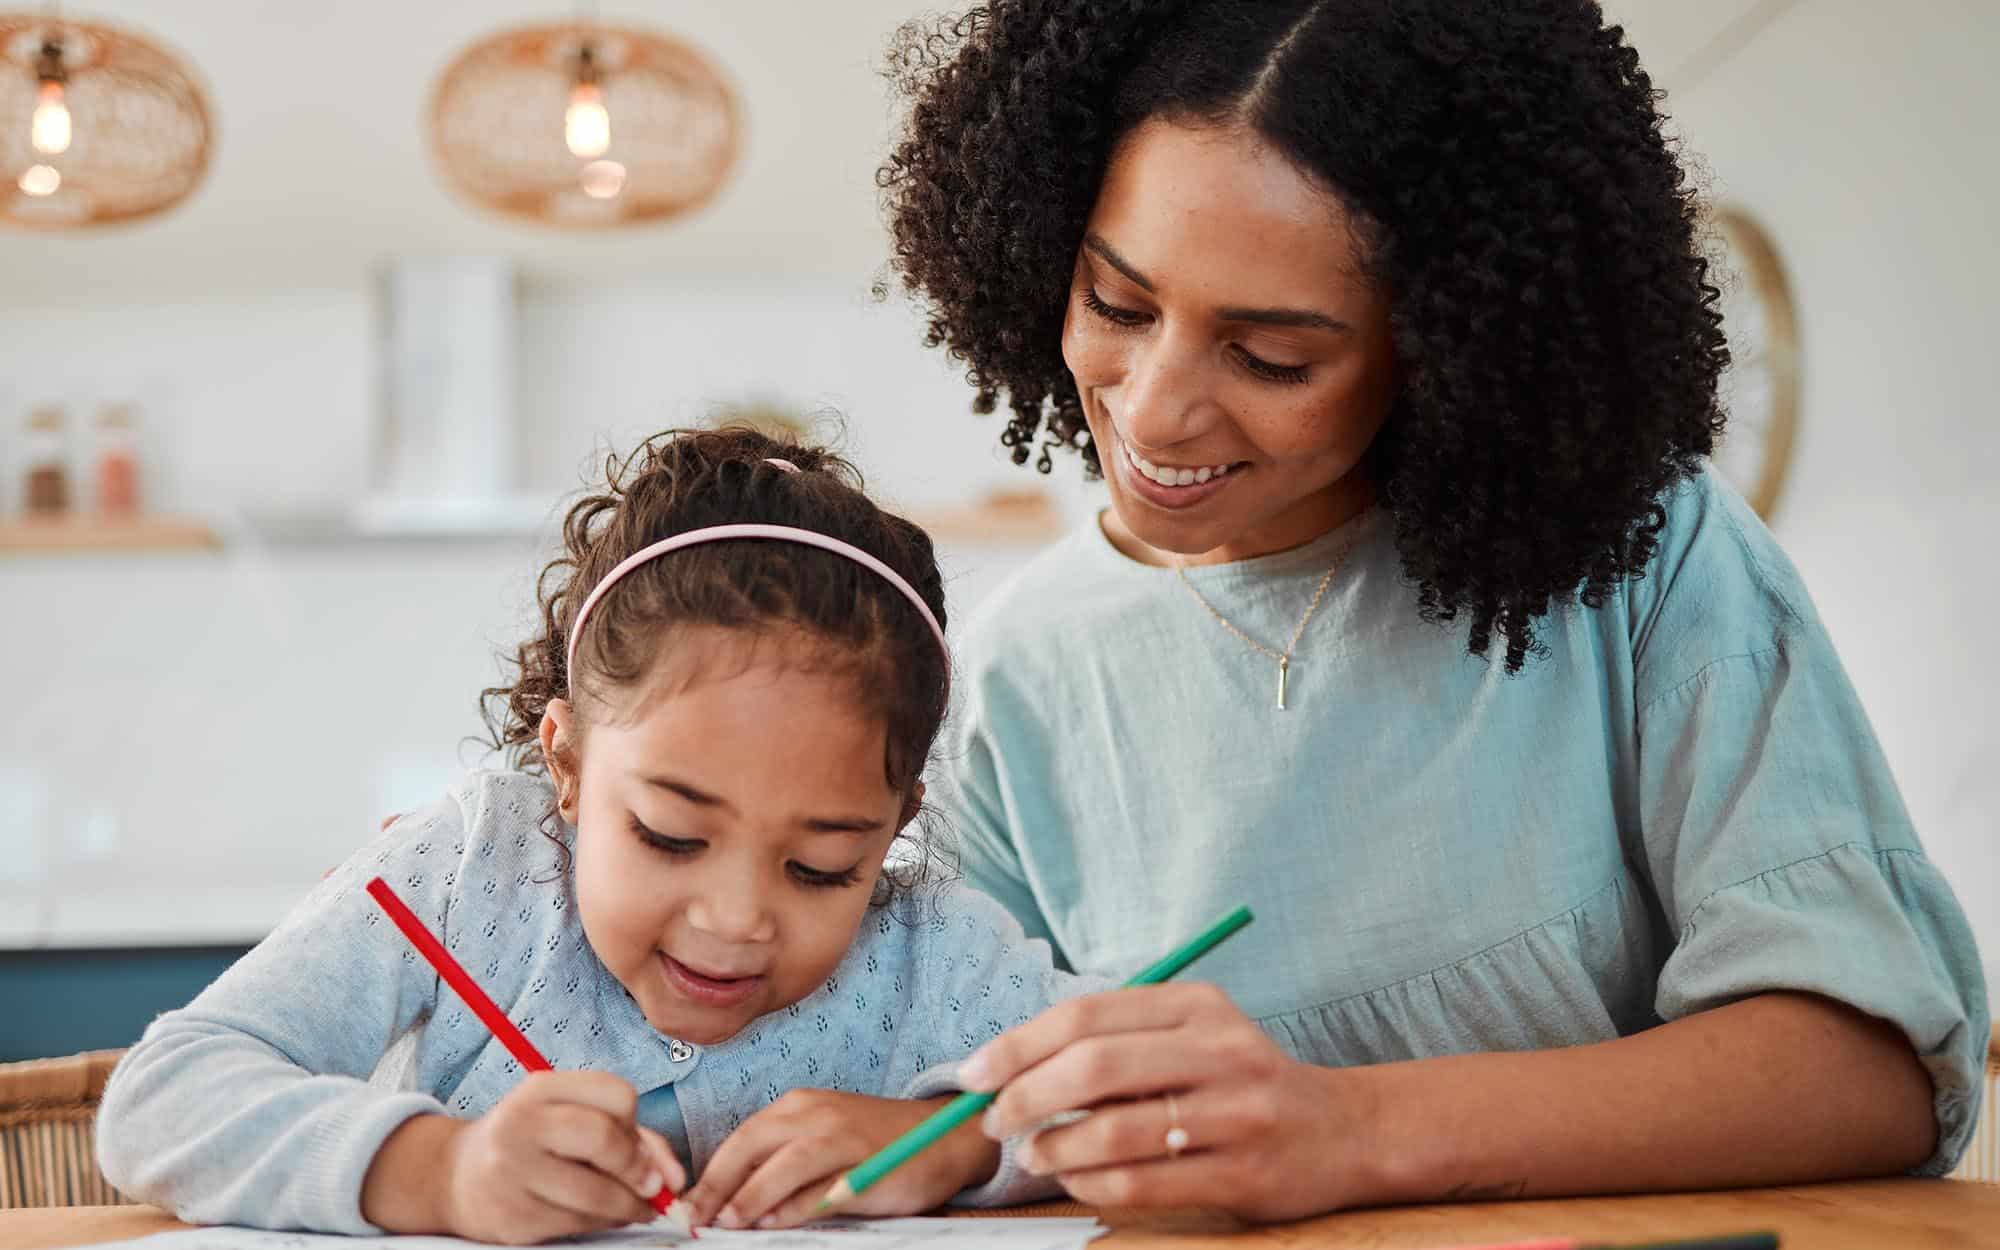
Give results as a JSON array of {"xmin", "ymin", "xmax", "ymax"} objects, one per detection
[{"xmin": 1641, "ymin": 637, "xmax": 1989, "ymax": 1176}]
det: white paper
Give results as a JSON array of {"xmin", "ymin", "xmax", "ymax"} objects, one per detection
[{"xmin": 79, "ymin": 1216, "xmax": 1108, "ymax": 1250}]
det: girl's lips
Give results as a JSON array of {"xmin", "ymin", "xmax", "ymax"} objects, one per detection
[{"xmin": 659, "ymin": 952, "xmax": 764, "ymax": 1008}]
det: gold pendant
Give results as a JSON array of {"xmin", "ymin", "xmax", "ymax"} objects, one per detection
[{"xmin": 1277, "ymin": 655, "xmax": 1289, "ymax": 710}]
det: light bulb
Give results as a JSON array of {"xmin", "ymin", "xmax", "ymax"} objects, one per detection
[
  {"xmin": 18, "ymin": 164, "xmax": 61, "ymax": 197},
  {"xmin": 565, "ymin": 83, "xmax": 610, "ymax": 158},
  {"xmin": 579, "ymin": 159, "xmax": 625, "ymax": 200},
  {"xmin": 31, "ymin": 80, "xmax": 71, "ymax": 155}
]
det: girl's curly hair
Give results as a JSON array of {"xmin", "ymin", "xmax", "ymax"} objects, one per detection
[
  {"xmin": 481, "ymin": 425, "xmax": 952, "ymax": 903},
  {"xmin": 879, "ymin": 0, "xmax": 1729, "ymax": 670}
]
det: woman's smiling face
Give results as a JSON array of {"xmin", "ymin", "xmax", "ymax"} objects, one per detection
[
  {"xmin": 1062, "ymin": 118, "xmax": 1398, "ymax": 566},
  {"xmin": 546, "ymin": 629, "xmax": 914, "ymax": 1045}
]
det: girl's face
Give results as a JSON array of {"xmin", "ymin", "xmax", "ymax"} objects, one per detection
[
  {"xmin": 1062, "ymin": 118, "xmax": 1398, "ymax": 566},
  {"xmin": 543, "ymin": 631, "xmax": 914, "ymax": 1046}
]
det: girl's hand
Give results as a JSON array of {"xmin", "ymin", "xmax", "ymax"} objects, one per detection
[
  {"xmin": 430, "ymin": 1071, "xmax": 685, "ymax": 1244},
  {"xmin": 962, "ymin": 983, "xmax": 1379, "ymax": 1222},
  {"xmin": 684, "ymin": 1090, "xmax": 1000, "ymax": 1230}
]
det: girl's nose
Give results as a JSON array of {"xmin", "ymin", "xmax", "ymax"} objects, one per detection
[{"xmin": 686, "ymin": 876, "xmax": 777, "ymax": 944}]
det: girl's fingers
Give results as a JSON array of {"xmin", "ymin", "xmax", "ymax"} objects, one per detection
[
  {"xmin": 755, "ymin": 1167, "xmax": 854, "ymax": 1230},
  {"xmin": 534, "ymin": 1069, "xmax": 643, "ymax": 1123},
  {"xmin": 959, "ymin": 984, "xmax": 1225, "ymax": 1092},
  {"xmin": 712, "ymin": 1138, "xmax": 844, "ymax": 1230},
  {"xmin": 982, "ymin": 1029, "xmax": 1225, "ymax": 1139},
  {"xmin": 522, "ymin": 1154, "xmax": 659, "ymax": 1231},
  {"xmin": 685, "ymin": 1116, "xmax": 787, "ymax": 1225},
  {"xmin": 637, "ymin": 1125, "xmax": 688, "ymax": 1194},
  {"xmin": 537, "ymin": 1104, "xmax": 664, "ymax": 1206}
]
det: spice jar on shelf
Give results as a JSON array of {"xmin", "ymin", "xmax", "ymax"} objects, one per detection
[
  {"xmin": 94, "ymin": 403, "xmax": 141, "ymax": 516},
  {"xmin": 22, "ymin": 404, "xmax": 70, "ymax": 516}
]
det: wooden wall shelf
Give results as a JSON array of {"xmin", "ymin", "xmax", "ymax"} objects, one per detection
[
  {"xmin": 0, "ymin": 517, "xmax": 220, "ymax": 555},
  {"xmin": 909, "ymin": 491, "xmax": 1068, "ymax": 544},
  {"xmin": 0, "ymin": 496, "xmax": 1067, "ymax": 555}
]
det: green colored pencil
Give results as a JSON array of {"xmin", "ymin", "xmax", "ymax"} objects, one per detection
[{"xmin": 813, "ymin": 904, "xmax": 1254, "ymax": 1213}]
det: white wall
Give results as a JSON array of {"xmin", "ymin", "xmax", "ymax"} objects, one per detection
[
  {"xmin": 2, "ymin": 0, "xmax": 1992, "ymax": 972},
  {"xmin": 1608, "ymin": 0, "xmax": 1999, "ymax": 976},
  {"xmin": 0, "ymin": 282, "xmax": 1074, "ymax": 946},
  {"xmin": 0, "ymin": 0, "xmax": 1090, "ymax": 946}
]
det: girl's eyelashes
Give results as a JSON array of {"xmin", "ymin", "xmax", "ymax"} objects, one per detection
[
  {"xmin": 629, "ymin": 816, "xmax": 865, "ymax": 890},
  {"xmin": 1081, "ymin": 285, "xmax": 1312, "ymax": 385},
  {"xmin": 631, "ymin": 818, "xmax": 703, "ymax": 856},
  {"xmin": 787, "ymin": 862, "xmax": 865, "ymax": 890}
]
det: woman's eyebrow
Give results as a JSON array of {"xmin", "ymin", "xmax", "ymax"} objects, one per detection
[
  {"xmin": 1085, "ymin": 232, "xmax": 1156, "ymax": 292},
  {"xmin": 1084, "ymin": 232, "xmax": 1350, "ymax": 333}
]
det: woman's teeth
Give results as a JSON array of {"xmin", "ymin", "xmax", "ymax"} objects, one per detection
[{"xmin": 1123, "ymin": 441, "xmax": 1233, "ymax": 487}]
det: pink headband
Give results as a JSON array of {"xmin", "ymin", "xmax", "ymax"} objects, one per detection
[{"xmin": 564, "ymin": 521, "xmax": 949, "ymax": 692}]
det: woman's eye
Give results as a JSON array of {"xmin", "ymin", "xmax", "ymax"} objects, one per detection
[
  {"xmin": 1080, "ymin": 286, "xmax": 1149, "ymax": 328},
  {"xmin": 1082, "ymin": 283, "xmax": 1307, "ymax": 384},
  {"xmin": 630, "ymin": 818, "xmax": 702, "ymax": 856},
  {"xmin": 788, "ymin": 862, "xmax": 864, "ymax": 890},
  {"xmin": 1233, "ymin": 346, "xmax": 1310, "ymax": 385}
]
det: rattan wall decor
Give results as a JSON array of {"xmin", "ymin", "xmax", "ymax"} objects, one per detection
[
  {"xmin": 0, "ymin": 14, "xmax": 213, "ymax": 229},
  {"xmin": 429, "ymin": 19, "xmax": 739, "ymax": 229}
]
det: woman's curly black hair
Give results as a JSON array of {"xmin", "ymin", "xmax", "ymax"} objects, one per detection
[{"xmin": 879, "ymin": 0, "xmax": 1729, "ymax": 671}]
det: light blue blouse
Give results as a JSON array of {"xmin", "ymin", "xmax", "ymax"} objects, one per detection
[
  {"xmin": 936, "ymin": 467, "xmax": 1988, "ymax": 1174},
  {"xmin": 96, "ymin": 772, "xmax": 1100, "ymax": 1234}
]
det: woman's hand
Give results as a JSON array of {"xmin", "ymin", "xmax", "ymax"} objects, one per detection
[
  {"xmin": 960, "ymin": 983, "xmax": 1379, "ymax": 1222},
  {"xmin": 684, "ymin": 1090, "xmax": 1000, "ymax": 1230},
  {"xmin": 365, "ymin": 1071, "xmax": 684, "ymax": 1244}
]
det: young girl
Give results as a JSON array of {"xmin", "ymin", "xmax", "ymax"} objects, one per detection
[{"xmin": 97, "ymin": 427, "xmax": 1104, "ymax": 1242}]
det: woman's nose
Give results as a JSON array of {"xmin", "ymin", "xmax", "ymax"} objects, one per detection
[{"xmin": 1116, "ymin": 326, "xmax": 1215, "ymax": 450}]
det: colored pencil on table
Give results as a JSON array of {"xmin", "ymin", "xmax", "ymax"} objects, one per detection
[
  {"xmin": 813, "ymin": 903, "xmax": 1256, "ymax": 1213},
  {"xmin": 1427, "ymin": 1233, "xmax": 1777, "ymax": 1250},
  {"xmin": 363, "ymin": 876, "xmax": 690, "ymax": 1233}
]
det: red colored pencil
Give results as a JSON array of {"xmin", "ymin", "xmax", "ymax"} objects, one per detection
[{"xmin": 364, "ymin": 876, "xmax": 686, "ymax": 1229}]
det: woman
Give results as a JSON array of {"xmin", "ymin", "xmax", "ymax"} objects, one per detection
[{"xmin": 879, "ymin": 0, "xmax": 1987, "ymax": 1222}]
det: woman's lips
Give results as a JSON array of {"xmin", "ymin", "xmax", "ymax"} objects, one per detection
[
  {"xmin": 1113, "ymin": 433, "xmax": 1242, "ymax": 510},
  {"xmin": 659, "ymin": 952, "xmax": 764, "ymax": 1007}
]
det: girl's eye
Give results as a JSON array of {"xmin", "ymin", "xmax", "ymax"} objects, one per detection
[
  {"xmin": 631, "ymin": 818, "xmax": 702, "ymax": 856},
  {"xmin": 631, "ymin": 816, "xmax": 860, "ymax": 889},
  {"xmin": 788, "ymin": 862, "xmax": 864, "ymax": 890},
  {"xmin": 1080, "ymin": 286, "xmax": 1150, "ymax": 328},
  {"xmin": 1232, "ymin": 346, "xmax": 1311, "ymax": 385}
]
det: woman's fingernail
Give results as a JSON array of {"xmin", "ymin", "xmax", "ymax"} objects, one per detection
[
  {"xmin": 981, "ymin": 1105, "xmax": 1003, "ymax": 1138},
  {"xmin": 639, "ymin": 1171, "xmax": 663, "ymax": 1199},
  {"xmin": 1019, "ymin": 1142, "xmax": 1042, "ymax": 1174},
  {"xmin": 718, "ymin": 1207, "xmax": 740, "ymax": 1228},
  {"xmin": 756, "ymin": 1216, "xmax": 777, "ymax": 1229},
  {"xmin": 958, "ymin": 1050, "xmax": 992, "ymax": 1090}
]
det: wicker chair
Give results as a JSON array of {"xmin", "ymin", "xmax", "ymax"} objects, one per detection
[
  {"xmin": 0, "ymin": 1049, "xmax": 132, "ymax": 1209},
  {"xmin": 1949, "ymin": 1022, "xmax": 2000, "ymax": 1183}
]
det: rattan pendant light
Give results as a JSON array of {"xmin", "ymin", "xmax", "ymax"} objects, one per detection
[
  {"xmin": 0, "ymin": 13, "xmax": 212, "ymax": 229},
  {"xmin": 429, "ymin": 18, "xmax": 739, "ymax": 228}
]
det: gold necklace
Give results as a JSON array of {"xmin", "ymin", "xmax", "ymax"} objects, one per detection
[{"xmin": 1175, "ymin": 558, "xmax": 1342, "ymax": 710}]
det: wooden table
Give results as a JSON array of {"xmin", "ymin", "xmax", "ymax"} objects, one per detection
[{"xmin": 3, "ymin": 1181, "xmax": 1996, "ymax": 1249}]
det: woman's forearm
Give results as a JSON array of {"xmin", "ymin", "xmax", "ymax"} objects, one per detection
[{"xmin": 1353, "ymin": 991, "xmax": 1936, "ymax": 1203}]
